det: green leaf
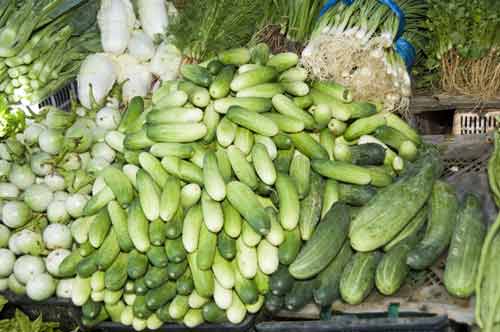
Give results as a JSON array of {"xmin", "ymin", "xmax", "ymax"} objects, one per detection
[
  {"xmin": 14, "ymin": 310, "xmax": 32, "ymax": 332},
  {"xmin": 0, "ymin": 296, "xmax": 6, "ymax": 312}
]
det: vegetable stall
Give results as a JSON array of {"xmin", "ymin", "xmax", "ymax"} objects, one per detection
[{"xmin": 0, "ymin": 0, "xmax": 498, "ymax": 332}]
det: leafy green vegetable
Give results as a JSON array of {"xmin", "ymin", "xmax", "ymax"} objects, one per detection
[
  {"xmin": 0, "ymin": 96, "xmax": 25, "ymax": 138},
  {"xmin": 0, "ymin": 309, "xmax": 64, "ymax": 332}
]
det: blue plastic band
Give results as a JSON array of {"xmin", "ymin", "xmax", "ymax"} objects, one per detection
[
  {"xmin": 319, "ymin": 0, "xmax": 354, "ymax": 18},
  {"xmin": 394, "ymin": 37, "xmax": 416, "ymax": 69}
]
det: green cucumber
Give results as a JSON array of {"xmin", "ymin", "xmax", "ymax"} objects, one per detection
[
  {"xmin": 145, "ymin": 281, "xmax": 176, "ymax": 311},
  {"xmin": 278, "ymin": 228, "xmax": 301, "ymax": 265},
  {"xmin": 167, "ymin": 260, "xmax": 188, "ymax": 280},
  {"xmin": 144, "ymin": 266, "xmax": 170, "ymax": 289},
  {"xmin": 218, "ymin": 231, "xmax": 237, "ymax": 260},
  {"xmin": 197, "ymin": 223, "xmax": 217, "ymax": 270},
  {"xmin": 210, "ymin": 65, "xmax": 236, "ymax": 99},
  {"xmin": 149, "ymin": 219, "xmax": 167, "ymax": 246},
  {"xmin": 284, "ymin": 279, "xmax": 315, "ymax": 311},
  {"xmin": 298, "ymin": 172, "xmax": 324, "ymax": 240},
  {"xmin": 340, "ymin": 252, "xmax": 379, "ymax": 305},
  {"xmin": 104, "ymin": 253, "xmax": 128, "ymax": 291},
  {"xmin": 127, "ymin": 250, "xmax": 149, "ymax": 280},
  {"xmin": 146, "ymin": 245, "xmax": 169, "ymax": 268},
  {"xmin": 165, "ymin": 238, "xmax": 187, "ymax": 263}
]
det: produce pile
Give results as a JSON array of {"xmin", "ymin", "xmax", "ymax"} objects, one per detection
[
  {"xmin": 0, "ymin": 0, "xmax": 101, "ymax": 105},
  {"xmin": 0, "ymin": 40, "xmax": 490, "ymax": 331}
]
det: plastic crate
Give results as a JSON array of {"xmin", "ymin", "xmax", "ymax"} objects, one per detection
[
  {"xmin": 27, "ymin": 80, "xmax": 77, "ymax": 113},
  {"xmin": 452, "ymin": 109, "xmax": 500, "ymax": 135}
]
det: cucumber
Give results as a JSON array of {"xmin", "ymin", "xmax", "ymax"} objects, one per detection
[
  {"xmin": 197, "ymin": 223, "xmax": 217, "ymax": 270},
  {"xmin": 284, "ymin": 279, "xmax": 315, "ymax": 311},
  {"xmin": 278, "ymin": 228, "xmax": 301, "ymax": 265},
  {"xmin": 102, "ymin": 166, "xmax": 134, "ymax": 206},
  {"xmin": 203, "ymin": 150, "xmax": 226, "ymax": 202},
  {"xmin": 146, "ymin": 123, "xmax": 208, "ymax": 143},
  {"xmin": 230, "ymin": 66, "xmax": 278, "ymax": 91},
  {"xmin": 188, "ymin": 290, "xmax": 210, "ymax": 309},
  {"xmin": 136, "ymin": 170, "xmax": 160, "ymax": 221},
  {"xmin": 223, "ymin": 200, "xmax": 242, "ymax": 238},
  {"xmin": 376, "ymin": 240, "xmax": 415, "ymax": 296},
  {"xmin": 124, "ymin": 129, "xmax": 155, "ymax": 151},
  {"xmin": 202, "ymin": 302, "xmax": 226, "ymax": 323},
  {"xmin": 293, "ymin": 95, "xmax": 313, "ymax": 109},
  {"xmin": 134, "ymin": 278, "xmax": 149, "ymax": 295},
  {"xmin": 201, "ymin": 191, "xmax": 224, "ymax": 233},
  {"xmin": 255, "ymin": 268, "xmax": 270, "ymax": 295},
  {"xmin": 133, "ymin": 295, "xmax": 153, "ymax": 319},
  {"xmin": 95, "ymin": 229, "xmax": 120, "ymax": 270},
  {"xmin": 234, "ymin": 127, "xmax": 254, "ymax": 156},
  {"xmin": 279, "ymin": 67, "xmax": 308, "ymax": 82},
  {"xmin": 82, "ymin": 300, "xmax": 102, "ymax": 320},
  {"xmin": 257, "ymin": 240, "xmax": 279, "ymax": 275},
  {"xmin": 165, "ymin": 206, "xmax": 184, "ymax": 239},
  {"xmin": 226, "ymin": 181, "xmax": 271, "ymax": 235},
  {"xmin": 312, "ymin": 159, "xmax": 372, "ymax": 186},
  {"xmin": 128, "ymin": 199, "xmax": 150, "ymax": 253},
  {"xmin": 184, "ymin": 309, "xmax": 204, "ymax": 328},
  {"xmin": 178, "ymin": 81, "xmax": 211, "ymax": 108},
  {"xmin": 214, "ymin": 279, "xmax": 233, "ymax": 310},
  {"xmin": 274, "ymin": 147, "xmax": 295, "ymax": 173},
  {"xmin": 212, "ymin": 251, "xmax": 235, "ymax": 289},
  {"xmin": 167, "ymin": 260, "xmax": 188, "ymax": 280},
  {"xmin": 298, "ymin": 172, "xmax": 324, "ymax": 240},
  {"xmin": 255, "ymin": 135, "xmax": 278, "ymax": 160},
  {"xmin": 311, "ymin": 81, "xmax": 352, "ymax": 103},
  {"xmin": 444, "ymin": 194, "xmax": 486, "ymax": 298},
  {"xmin": 267, "ymin": 52, "xmax": 299, "ymax": 72},
  {"xmin": 119, "ymin": 96, "xmax": 144, "ymax": 133},
  {"xmin": 236, "ymin": 83, "xmax": 284, "ymax": 98},
  {"xmin": 149, "ymin": 219, "xmax": 166, "ymax": 246},
  {"xmin": 79, "ymin": 241, "xmax": 95, "ymax": 257},
  {"xmin": 147, "ymin": 107, "xmax": 204, "ymax": 125},
  {"xmin": 273, "ymin": 134, "xmax": 293, "ymax": 150},
  {"xmin": 107, "ymin": 201, "xmax": 134, "ymax": 252},
  {"xmin": 138, "ymin": 152, "xmax": 169, "ymax": 187},
  {"xmin": 234, "ymin": 261, "xmax": 259, "ymax": 305},
  {"xmin": 349, "ymin": 144, "xmax": 386, "ymax": 166},
  {"xmin": 218, "ymin": 231, "xmax": 237, "ymax": 260},
  {"xmin": 407, "ymin": 181, "xmax": 458, "ymax": 270},
  {"xmin": 144, "ymin": 266, "xmax": 170, "ymax": 289},
  {"xmin": 165, "ymin": 238, "xmax": 187, "ymax": 263},
  {"xmin": 145, "ymin": 281, "xmax": 176, "ymax": 311},
  {"xmin": 344, "ymin": 114, "xmax": 386, "ymax": 141},
  {"xmin": 182, "ymin": 204, "xmax": 203, "ymax": 253},
  {"xmin": 313, "ymin": 241, "xmax": 353, "ymax": 307},
  {"xmin": 188, "ymin": 252, "xmax": 214, "ymax": 298},
  {"xmin": 156, "ymin": 303, "xmax": 173, "ymax": 323},
  {"xmin": 153, "ymin": 90, "xmax": 188, "ymax": 109},
  {"xmin": 289, "ymin": 132, "xmax": 329, "ymax": 160},
  {"xmin": 128, "ymin": 250, "xmax": 149, "ymax": 280},
  {"xmin": 104, "ymin": 253, "xmax": 128, "ymax": 291},
  {"xmin": 72, "ymin": 276, "xmax": 92, "ymax": 306},
  {"xmin": 250, "ymin": 43, "xmax": 270, "ymax": 65},
  {"xmin": 236, "ymin": 237, "xmax": 258, "ymax": 279},
  {"xmin": 227, "ymin": 145, "xmax": 258, "ymax": 189},
  {"xmin": 265, "ymin": 207, "xmax": 285, "ymax": 246},
  {"xmin": 176, "ymin": 269, "xmax": 194, "ymax": 295},
  {"xmin": 59, "ymin": 251, "xmax": 83, "ymax": 277},
  {"xmin": 88, "ymin": 208, "xmax": 111, "ymax": 248},
  {"xmin": 150, "ymin": 143, "xmax": 194, "ymax": 159},
  {"xmin": 146, "ymin": 245, "xmax": 169, "ymax": 267},
  {"xmin": 77, "ymin": 251, "xmax": 98, "ymax": 278},
  {"xmin": 282, "ymin": 81, "xmax": 309, "ymax": 97},
  {"xmin": 218, "ymin": 48, "xmax": 251, "ymax": 65},
  {"xmin": 275, "ymin": 173, "xmax": 300, "ymax": 230},
  {"xmin": 338, "ymin": 183, "xmax": 377, "ymax": 206},
  {"xmin": 169, "ymin": 295, "xmax": 189, "ymax": 320},
  {"xmin": 340, "ymin": 252, "xmax": 379, "ymax": 305},
  {"xmin": 265, "ymin": 294, "xmax": 284, "ymax": 314},
  {"xmin": 289, "ymin": 202, "xmax": 350, "ymax": 279},
  {"xmin": 203, "ymin": 105, "xmax": 220, "ymax": 144},
  {"xmin": 215, "ymin": 147, "xmax": 233, "ymax": 182},
  {"xmin": 383, "ymin": 206, "xmax": 428, "ymax": 252},
  {"xmin": 105, "ymin": 301, "xmax": 125, "ymax": 322},
  {"xmin": 263, "ymin": 113, "xmax": 304, "ymax": 133},
  {"xmin": 82, "ymin": 306, "xmax": 108, "ymax": 327},
  {"xmin": 207, "ymin": 60, "xmax": 224, "ymax": 75},
  {"xmin": 210, "ymin": 65, "xmax": 236, "ymax": 99},
  {"xmin": 227, "ymin": 106, "xmax": 279, "ymax": 137},
  {"xmin": 289, "ymin": 151, "xmax": 311, "ymax": 199},
  {"xmin": 180, "ymin": 64, "xmax": 212, "ymax": 87},
  {"xmin": 214, "ymin": 97, "xmax": 272, "ymax": 114},
  {"xmin": 216, "ymin": 117, "xmax": 237, "ymax": 147},
  {"xmin": 272, "ymin": 94, "xmax": 315, "ymax": 130}
]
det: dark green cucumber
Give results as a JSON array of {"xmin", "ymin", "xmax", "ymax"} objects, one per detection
[
  {"xmin": 95, "ymin": 229, "xmax": 121, "ymax": 270},
  {"xmin": 145, "ymin": 281, "xmax": 176, "ymax": 311},
  {"xmin": 284, "ymin": 279, "xmax": 315, "ymax": 311},
  {"xmin": 234, "ymin": 263, "xmax": 259, "ymax": 305},
  {"xmin": 298, "ymin": 172, "xmax": 324, "ymax": 241},
  {"xmin": 77, "ymin": 251, "xmax": 98, "ymax": 278},
  {"xmin": 59, "ymin": 251, "xmax": 84, "ymax": 277},
  {"xmin": 167, "ymin": 260, "xmax": 188, "ymax": 280},
  {"xmin": 144, "ymin": 266, "xmax": 170, "ymax": 289},
  {"xmin": 313, "ymin": 241, "xmax": 353, "ymax": 307},
  {"xmin": 383, "ymin": 206, "xmax": 428, "ymax": 252},
  {"xmin": 340, "ymin": 252, "xmax": 379, "ymax": 305},
  {"xmin": 128, "ymin": 250, "xmax": 149, "ymax": 280},
  {"xmin": 79, "ymin": 241, "xmax": 96, "ymax": 257},
  {"xmin": 134, "ymin": 277, "xmax": 149, "ymax": 295},
  {"xmin": 165, "ymin": 238, "xmax": 187, "ymax": 263},
  {"xmin": 104, "ymin": 253, "xmax": 128, "ymax": 291},
  {"xmin": 207, "ymin": 60, "xmax": 224, "ymax": 75},
  {"xmin": 289, "ymin": 202, "xmax": 350, "ymax": 279},
  {"xmin": 444, "ymin": 194, "xmax": 486, "ymax": 298},
  {"xmin": 197, "ymin": 223, "xmax": 217, "ymax": 270},
  {"xmin": 202, "ymin": 302, "xmax": 226, "ymax": 323},
  {"xmin": 210, "ymin": 65, "xmax": 236, "ymax": 99},
  {"xmin": 278, "ymin": 228, "xmax": 301, "ymax": 265},
  {"xmin": 338, "ymin": 183, "xmax": 377, "ymax": 206},
  {"xmin": 180, "ymin": 64, "xmax": 212, "ymax": 87},
  {"xmin": 265, "ymin": 294, "xmax": 284, "ymax": 314},
  {"xmin": 350, "ymin": 143, "xmax": 386, "ymax": 166},
  {"xmin": 149, "ymin": 219, "xmax": 167, "ymax": 246},
  {"xmin": 176, "ymin": 269, "xmax": 194, "ymax": 295},
  {"xmin": 269, "ymin": 264, "xmax": 294, "ymax": 296},
  {"xmin": 156, "ymin": 303, "xmax": 174, "ymax": 323},
  {"xmin": 274, "ymin": 147, "xmax": 295, "ymax": 174},
  {"xmin": 217, "ymin": 231, "xmax": 237, "ymax": 260},
  {"xmin": 147, "ymin": 245, "xmax": 169, "ymax": 268},
  {"xmin": 407, "ymin": 181, "xmax": 458, "ymax": 270},
  {"xmin": 165, "ymin": 207, "xmax": 184, "ymax": 239},
  {"xmin": 82, "ymin": 300, "xmax": 102, "ymax": 320}
]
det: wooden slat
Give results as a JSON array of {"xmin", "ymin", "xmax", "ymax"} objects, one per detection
[{"xmin": 411, "ymin": 95, "xmax": 500, "ymax": 113}]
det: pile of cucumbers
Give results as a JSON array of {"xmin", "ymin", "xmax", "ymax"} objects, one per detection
[{"xmin": 57, "ymin": 44, "xmax": 487, "ymax": 330}]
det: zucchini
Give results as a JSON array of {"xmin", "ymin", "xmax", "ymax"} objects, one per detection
[
  {"xmin": 349, "ymin": 150, "xmax": 441, "ymax": 252},
  {"xmin": 289, "ymin": 132, "xmax": 329, "ymax": 160},
  {"xmin": 226, "ymin": 181, "xmax": 271, "ymax": 235},
  {"xmin": 313, "ymin": 241, "xmax": 353, "ymax": 307},
  {"xmin": 230, "ymin": 66, "xmax": 278, "ymax": 91},
  {"xmin": 128, "ymin": 199, "xmax": 150, "ymax": 253},
  {"xmin": 407, "ymin": 181, "xmax": 458, "ymax": 270},
  {"xmin": 227, "ymin": 106, "xmax": 279, "ymax": 137},
  {"xmin": 210, "ymin": 65, "xmax": 236, "ymax": 99},
  {"xmin": 104, "ymin": 253, "xmax": 128, "ymax": 291},
  {"xmin": 275, "ymin": 173, "xmax": 300, "ymax": 230},
  {"xmin": 340, "ymin": 252, "xmax": 379, "ymax": 305},
  {"xmin": 298, "ymin": 172, "xmax": 324, "ymax": 240},
  {"xmin": 272, "ymin": 94, "xmax": 315, "ymax": 130},
  {"xmin": 289, "ymin": 203, "xmax": 350, "ymax": 279},
  {"xmin": 188, "ymin": 252, "xmax": 215, "ymax": 298},
  {"xmin": 338, "ymin": 183, "xmax": 377, "ymax": 206},
  {"xmin": 127, "ymin": 250, "xmax": 149, "ymax": 280},
  {"xmin": 218, "ymin": 231, "xmax": 237, "ymax": 260},
  {"xmin": 180, "ymin": 64, "xmax": 212, "ymax": 87},
  {"xmin": 284, "ymin": 279, "xmax": 315, "ymax": 311},
  {"xmin": 278, "ymin": 228, "xmax": 302, "ymax": 266},
  {"xmin": 444, "ymin": 194, "xmax": 486, "ymax": 298}
]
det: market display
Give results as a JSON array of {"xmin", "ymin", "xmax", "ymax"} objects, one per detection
[{"xmin": 0, "ymin": 0, "xmax": 498, "ymax": 332}]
